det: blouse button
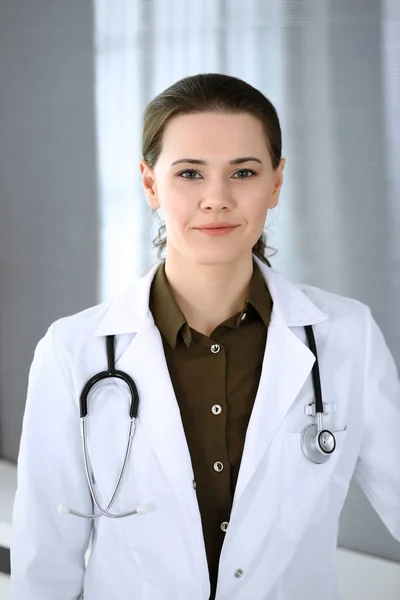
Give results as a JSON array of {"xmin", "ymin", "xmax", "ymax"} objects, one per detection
[
  {"xmin": 220, "ymin": 521, "xmax": 229, "ymax": 532},
  {"xmin": 211, "ymin": 344, "xmax": 221, "ymax": 354},
  {"xmin": 211, "ymin": 404, "xmax": 222, "ymax": 415},
  {"xmin": 213, "ymin": 461, "xmax": 224, "ymax": 472}
]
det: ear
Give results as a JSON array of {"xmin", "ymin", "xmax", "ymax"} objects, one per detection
[
  {"xmin": 139, "ymin": 160, "xmax": 159, "ymax": 210},
  {"xmin": 269, "ymin": 157, "xmax": 286, "ymax": 208}
]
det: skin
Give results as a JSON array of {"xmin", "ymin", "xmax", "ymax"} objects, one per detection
[{"xmin": 139, "ymin": 112, "xmax": 285, "ymax": 336}]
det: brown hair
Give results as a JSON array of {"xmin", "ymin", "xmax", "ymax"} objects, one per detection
[{"xmin": 142, "ymin": 73, "xmax": 282, "ymax": 265}]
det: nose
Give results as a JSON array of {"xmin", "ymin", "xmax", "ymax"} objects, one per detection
[{"xmin": 199, "ymin": 178, "xmax": 235, "ymax": 212}]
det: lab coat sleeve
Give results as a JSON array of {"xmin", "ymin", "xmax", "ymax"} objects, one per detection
[
  {"xmin": 10, "ymin": 324, "xmax": 93, "ymax": 600},
  {"xmin": 354, "ymin": 308, "xmax": 400, "ymax": 542}
]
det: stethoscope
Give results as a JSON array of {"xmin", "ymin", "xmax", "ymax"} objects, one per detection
[
  {"xmin": 58, "ymin": 334, "xmax": 147, "ymax": 520},
  {"xmin": 302, "ymin": 324, "xmax": 336, "ymax": 463},
  {"xmin": 59, "ymin": 263, "xmax": 336, "ymax": 520}
]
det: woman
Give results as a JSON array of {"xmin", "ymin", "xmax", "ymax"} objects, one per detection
[{"xmin": 11, "ymin": 73, "xmax": 400, "ymax": 600}]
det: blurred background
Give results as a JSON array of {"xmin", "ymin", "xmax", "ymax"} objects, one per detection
[{"xmin": 0, "ymin": 0, "xmax": 399, "ymax": 598}]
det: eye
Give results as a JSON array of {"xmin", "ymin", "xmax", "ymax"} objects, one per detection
[
  {"xmin": 233, "ymin": 169, "xmax": 257, "ymax": 179},
  {"xmin": 177, "ymin": 169, "xmax": 202, "ymax": 180}
]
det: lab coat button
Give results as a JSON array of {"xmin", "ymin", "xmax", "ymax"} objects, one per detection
[
  {"xmin": 213, "ymin": 461, "xmax": 224, "ymax": 472},
  {"xmin": 211, "ymin": 404, "xmax": 222, "ymax": 415},
  {"xmin": 234, "ymin": 568, "xmax": 243, "ymax": 579},
  {"xmin": 211, "ymin": 344, "xmax": 221, "ymax": 354},
  {"xmin": 192, "ymin": 480, "xmax": 196, "ymax": 490},
  {"xmin": 220, "ymin": 521, "xmax": 229, "ymax": 532}
]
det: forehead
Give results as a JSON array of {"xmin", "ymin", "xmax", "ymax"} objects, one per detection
[{"xmin": 159, "ymin": 112, "xmax": 269, "ymax": 159}]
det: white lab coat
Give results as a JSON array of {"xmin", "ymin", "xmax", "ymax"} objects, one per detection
[{"xmin": 10, "ymin": 258, "xmax": 400, "ymax": 600}]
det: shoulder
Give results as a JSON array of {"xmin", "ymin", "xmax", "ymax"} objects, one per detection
[
  {"xmin": 261, "ymin": 261, "xmax": 372, "ymax": 333},
  {"xmin": 35, "ymin": 265, "xmax": 154, "ymax": 370},
  {"xmin": 51, "ymin": 301, "xmax": 110, "ymax": 338},
  {"xmin": 299, "ymin": 281, "xmax": 374, "ymax": 351},
  {"xmin": 299, "ymin": 281, "xmax": 371, "ymax": 325},
  {"xmin": 38, "ymin": 301, "xmax": 112, "ymax": 366},
  {"xmin": 39, "ymin": 263, "xmax": 156, "ymax": 353}
]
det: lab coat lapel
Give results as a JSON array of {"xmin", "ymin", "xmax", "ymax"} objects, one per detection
[
  {"xmin": 94, "ymin": 265, "xmax": 197, "ymax": 508},
  {"xmin": 94, "ymin": 265, "xmax": 208, "ymax": 579},
  {"xmin": 232, "ymin": 259, "xmax": 328, "ymax": 512},
  {"xmin": 114, "ymin": 322, "xmax": 208, "ymax": 579},
  {"xmin": 115, "ymin": 324, "xmax": 195, "ymax": 496},
  {"xmin": 232, "ymin": 321, "xmax": 316, "ymax": 511}
]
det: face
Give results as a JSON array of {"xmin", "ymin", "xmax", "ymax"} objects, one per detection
[{"xmin": 140, "ymin": 112, "xmax": 285, "ymax": 266}]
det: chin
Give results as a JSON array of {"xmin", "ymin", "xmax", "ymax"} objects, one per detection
[{"xmin": 187, "ymin": 247, "xmax": 247, "ymax": 267}]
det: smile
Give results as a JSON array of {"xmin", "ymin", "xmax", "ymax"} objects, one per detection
[{"xmin": 194, "ymin": 223, "xmax": 239, "ymax": 236}]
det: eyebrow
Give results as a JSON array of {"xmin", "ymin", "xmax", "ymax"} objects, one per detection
[{"xmin": 170, "ymin": 156, "xmax": 263, "ymax": 167}]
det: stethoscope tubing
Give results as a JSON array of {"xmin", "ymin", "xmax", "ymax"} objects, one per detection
[
  {"xmin": 74, "ymin": 334, "xmax": 141, "ymax": 519},
  {"xmin": 79, "ymin": 335, "xmax": 140, "ymax": 419},
  {"xmin": 80, "ymin": 416, "xmax": 138, "ymax": 519},
  {"xmin": 304, "ymin": 325, "xmax": 324, "ymax": 416}
]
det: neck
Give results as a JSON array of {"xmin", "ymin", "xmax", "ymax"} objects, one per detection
[{"xmin": 164, "ymin": 251, "xmax": 254, "ymax": 337}]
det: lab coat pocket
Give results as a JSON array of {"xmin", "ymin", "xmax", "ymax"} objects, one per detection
[{"xmin": 280, "ymin": 429, "xmax": 347, "ymax": 539}]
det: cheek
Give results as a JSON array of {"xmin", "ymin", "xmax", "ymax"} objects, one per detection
[
  {"xmin": 160, "ymin": 194, "xmax": 193, "ymax": 231},
  {"xmin": 241, "ymin": 191, "xmax": 271, "ymax": 220},
  {"xmin": 158, "ymin": 183, "xmax": 197, "ymax": 219}
]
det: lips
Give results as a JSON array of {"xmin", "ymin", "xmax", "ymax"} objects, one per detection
[
  {"xmin": 193, "ymin": 223, "xmax": 239, "ymax": 237},
  {"xmin": 195, "ymin": 223, "xmax": 238, "ymax": 230}
]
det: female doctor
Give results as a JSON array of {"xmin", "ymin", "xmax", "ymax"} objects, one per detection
[{"xmin": 10, "ymin": 73, "xmax": 400, "ymax": 600}]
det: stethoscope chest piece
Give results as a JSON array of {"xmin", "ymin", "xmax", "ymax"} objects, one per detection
[{"xmin": 301, "ymin": 424, "xmax": 336, "ymax": 464}]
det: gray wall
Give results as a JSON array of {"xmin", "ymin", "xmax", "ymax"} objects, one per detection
[{"xmin": 0, "ymin": 0, "xmax": 98, "ymax": 462}]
